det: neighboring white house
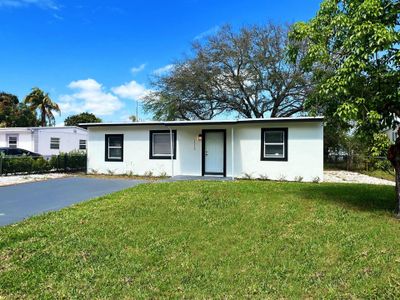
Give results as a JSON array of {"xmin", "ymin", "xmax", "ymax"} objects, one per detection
[
  {"xmin": 82, "ymin": 117, "xmax": 324, "ymax": 182},
  {"xmin": 387, "ymin": 122, "xmax": 399, "ymax": 143},
  {"xmin": 0, "ymin": 126, "xmax": 88, "ymax": 156}
]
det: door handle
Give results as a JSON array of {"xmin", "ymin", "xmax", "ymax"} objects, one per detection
[{"xmin": 205, "ymin": 151, "xmax": 208, "ymax": 156}]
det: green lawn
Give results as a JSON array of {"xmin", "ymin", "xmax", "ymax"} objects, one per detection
[
  {"xmin": 1, "ymin": 181, "xmax": 399, "ymax": 299},
  {"xmin": 360, "ymin": 169, "xmax": 395, "ymax": 182}
]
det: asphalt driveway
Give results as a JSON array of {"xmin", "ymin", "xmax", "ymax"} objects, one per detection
[{"xmin": 0, "ymin": 177, "xmax": 145, "ymax": 226}]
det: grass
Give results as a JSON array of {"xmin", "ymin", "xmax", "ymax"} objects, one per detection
[
  {"xmin": 360, "ymin": 169, "xmax": 395, "ymax": 182},
  {"xmin": 0, "ymin": 180, "xmax": 399, "ymax": 298}
]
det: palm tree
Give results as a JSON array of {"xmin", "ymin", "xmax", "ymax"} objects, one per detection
[{"xmin": 24, "ymin": 88, "xmax": 60, "ymax": 127}]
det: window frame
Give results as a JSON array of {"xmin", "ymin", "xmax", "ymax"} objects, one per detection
[
  {"xmin": 260, "ymin": 128, "xmax": 288, "ymax": 161},
  {"xmin": 105, "ymin": 134, "xmax": 124, "ymax": 162},
  {"xmin": 79, "ymin": 139, "xmax": 87, "ymax": 150},
  {"xmin": 50, "ymin": 137, "xmax": 60, "ymax": 150},
  {"xmin": 7, "ymin": 135, "xmax": 18, "ymax": 149},
  {"xmin": 149, "ymin": 130, "xmax": 177, "ymax": 160}
]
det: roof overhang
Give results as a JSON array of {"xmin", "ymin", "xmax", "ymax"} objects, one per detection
[{"xmin": 80, "ymin": 117, "xmax": 324, "ymax": 129}]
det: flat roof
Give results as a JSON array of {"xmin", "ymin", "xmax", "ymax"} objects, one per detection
[
  {"xmin": 0, "ymin": 126, "xmax": 86, "ymax": 131},
  {"xmin": 80, "ymin": 116, "xmax": 324, "ymax": 128}
]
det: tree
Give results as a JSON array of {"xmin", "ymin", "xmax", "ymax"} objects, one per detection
[
  {"xmin": 13, "ymin": 103, "xmax": 39, "ymax": 127},
  {"xmin": 24, "ymin": 88, "xmax": 60, "ymax": 127},
  {"xmin": 290, "ymin": 0, "xmax": 400, "ymax": 214},
  {"xmin": 0, "ymin": 92, "xmax": 38, "ymax": 127},
  {"xmin": 128, "ymin": 115, "xmax": 137, "ymax": 122},
  {"xmin": 64, "ymin": 112, "xmax": 102, "ymax": 127},
  {"xmin": 0, "ymin": 92, "xmax": 19, "ymax": 127},
  {"xmin": 144, "ymin": 23, "xmax": 314, "ymax": 120}
]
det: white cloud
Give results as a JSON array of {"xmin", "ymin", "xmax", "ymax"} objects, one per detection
[
  {"xmin": 194, "ymin": 25, "xmax": 220, "ymax": 40},
  {"xmin": 130, "ymin": 63, "xmax": 146, "ymax": 74},
  {"xmin": 112, "ymin": 80, "xmax": 151, "ymax": 101},
  {"xmin": 0, "ymin": 0, "xmax": 59, "ymax": 10},
  {"xmin": 153, "ymin": 64, "xmax": 174, "ymax": 76},
  {"xmin": 59, "ymin": 79, "xmax": 124, "ymax": 116}
]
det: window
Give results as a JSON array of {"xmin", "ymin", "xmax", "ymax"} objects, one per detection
[
  {"xmin": 50, "ymin": 137, "xmax": 60, "ymax": 150},
  {"xmin": 79, "ymin": 139, "xmax": 87, "ymax": 150},
  {"xmin": 149, "ymin": 130, "xmax": 176, "ymax": 159},
  {"xmin": 261, "ymin": 128, "xmax": 288, "ymax": 161},
  {"xmin": 105, "ymin": 134, "xmax": 123, "ymax": 161},
  {"xmin": 7, "ymin": 136, "xmax": 18, "ymax": 149}
]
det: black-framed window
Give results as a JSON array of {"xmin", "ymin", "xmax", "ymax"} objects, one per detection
[
  {"xmin": 50, "ymin": 137, "xmax": 60, "ymax": 150},
  {"xmin": 105, "ymin": 134, "xmax": 123, "ymax": 162},
  {"xmin": 261, "ymin": 128, "xmax": 288, "ymax": 161},
  {"xmin": 149, "ymin": 130, "xmax": 176, "ymax": 159}
]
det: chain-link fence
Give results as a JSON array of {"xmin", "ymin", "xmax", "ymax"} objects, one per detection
[
  {"xmin": 0, "ymin": 153, "xmax": 87, "ymax": 176},
  {"xmin": 325, "ymin": 154, "xmax": 393, "ymax": 172}
]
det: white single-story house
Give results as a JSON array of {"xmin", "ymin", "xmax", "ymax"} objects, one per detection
[
  {"xmin": 0, "ymin": 126, "xmax": 88, "ymax": 156},
  {"xmin": 387, "ymin": 126, "xmax": 399, "ymax": 143},
  {"xmin": 82, "ymin": 117, "xmax": 324, "ymax": 182}
]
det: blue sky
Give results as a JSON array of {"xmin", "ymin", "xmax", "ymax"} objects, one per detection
[{"xmin": 0, "ymin": 0, "xmax": 322, "ymax": 124}]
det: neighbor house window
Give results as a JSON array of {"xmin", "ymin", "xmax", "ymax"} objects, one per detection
[
  {"xmin": 105, "ymin": 134, "xmax": 123, "ymax": 162},
  {"xmin": 393, "ymin": 131, "xmax": 398, "ymax": 142},
  {"xmin": 79, "ymin": 139, "xmax": 87, "ymax": 150},
  {"xmin": 261, "ymin": 128, "xmax": 288, "ymax": 161},
  {"xmin": 149, "ymin": 130, "xmax": 176, "ymax": 159},
  {"xmin": 7, "ymin": 136, "xmax": 18, "ymax": 149},
  {"xmin": 50, "ymin": 137, "xmax": 60, "ymax": 150}
]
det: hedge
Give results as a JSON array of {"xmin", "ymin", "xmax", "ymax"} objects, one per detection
[{"xmin": 0, "ymin": 153, "xmax": 87, "ymax": 176}]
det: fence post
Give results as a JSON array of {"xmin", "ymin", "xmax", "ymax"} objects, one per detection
[{"xmin": 0, "ymin": 156, "xmax": 2, "ymax": 176}]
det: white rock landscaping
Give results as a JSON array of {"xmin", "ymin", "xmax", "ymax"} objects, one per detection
[
  {"xmin": 0, "ymin": 173, "xmax": 69, "ymax": 187},
  {"xmin": 324, "ymin": 170, "xmax": 395, "ymax": 186}
]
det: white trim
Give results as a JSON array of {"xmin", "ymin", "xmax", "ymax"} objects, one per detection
[
  {"xmin": 231, "ymin": 127, "xmax": 234, "ymax": 180},
  {"xmin": 81, "ymin": 117, "xmax": 324, "ymax": 127},
  {"xmin": 263, "ymin": 130, "xmax": 285, "ymax": 159},
  {"xmin": 169, "ymin": 127, "xmax": 174, "ymax": 177},
  {"xmin": 107, "ymin": 137, "xmax": 123, "ymax": 160}
]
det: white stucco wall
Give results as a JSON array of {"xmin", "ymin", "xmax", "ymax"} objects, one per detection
[
  {"xmin": 0, "ymin": 127, "xmax": 88, "ymax": 156},
  {"xmin": 233, "ymin": 122, "xmax": 323, "ymax": 181},
  {"xmin": 0, "ymin": 129, "xmax": 35, "ymax": 151},
  {"xmin": 37, "ymin": 127, "xmax": 88, "ymax": 156},
  {"xmin": 87, "ymin": 121, "xmax": 324, "ymax": 182}
]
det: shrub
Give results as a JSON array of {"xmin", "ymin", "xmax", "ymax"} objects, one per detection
[
  {"xmin": 0, "ymin": 153, "xmax": 86, "ymax": 176},
  {"xmin": 278, "ymin": 174, "xmax": 287, "ymax": 181},
  {"xmin": 294, "ymin": 176, "xmax": 303, "ymax": 182},
  {"xmin": 242, "ymin": 173, "xmax": 253, "ymax": 180},
  {"xmin": 312, "ymin": 176, "xmax": 321, "ymax": 183},
  {"xmin": 144, "ymin": 170, "xmax": 153, "ymax": 177}
]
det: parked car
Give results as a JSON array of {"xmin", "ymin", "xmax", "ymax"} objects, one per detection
[{"xmin": 0, "ymin": 147, "xmax": 42, "ymax": 158}]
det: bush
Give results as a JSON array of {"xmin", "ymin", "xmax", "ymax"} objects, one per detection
[{"xmin": 0, "ymin": 153, "xmax": 87, "ymax": 176}]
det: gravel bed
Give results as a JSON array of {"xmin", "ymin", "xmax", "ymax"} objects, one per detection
[
  {"xmin": 324, "ymin": 170, "xmax": 395, "ymax": 186},
  {"xmin": 0, "ymin": 173, "xmax": 70, "ymax": 187},
  {"xmin": 0, "ymin": 171, "xmax": 395, "ymax": 187}
]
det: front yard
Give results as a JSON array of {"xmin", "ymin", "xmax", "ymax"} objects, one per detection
[{"xmin": 0, "ymin": 180, "xmax": 399, "ymax": 298}]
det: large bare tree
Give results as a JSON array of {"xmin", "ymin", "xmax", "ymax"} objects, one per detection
[{"xmin": 144, "ymin": 23, "xmax": 313, "ymax": 120}]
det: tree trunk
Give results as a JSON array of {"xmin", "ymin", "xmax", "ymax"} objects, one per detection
[
  {"xmin": 395, "ymin": 164, "xmax": 400, "ymax": 217},
  {"xmin": 41, "ymin": 106, "xmax": 46, "ymax": 127},
  {"xmin": 388, "ymin": 130, "xmax": 400, "ymax": 217}
]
